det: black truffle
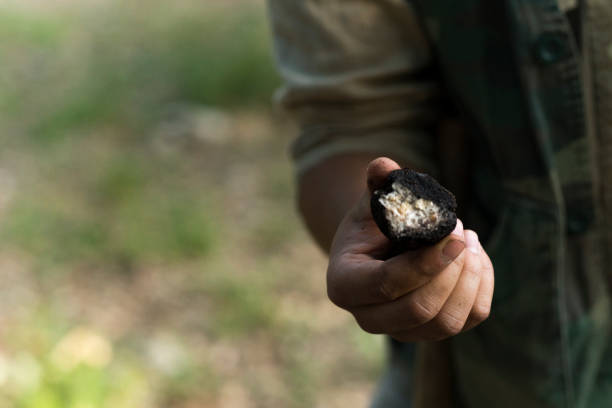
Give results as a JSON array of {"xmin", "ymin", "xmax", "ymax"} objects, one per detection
[{"xmin": 371, "ymin": 169, "xmax": 457, "ymax": 250}]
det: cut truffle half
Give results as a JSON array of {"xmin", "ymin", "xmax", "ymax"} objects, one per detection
[{"xmin": 371, "ymin": 169, "xmax": 457, "ymax": 250}]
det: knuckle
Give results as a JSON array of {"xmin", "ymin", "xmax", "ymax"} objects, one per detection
[
  {"xmin": 464, "ymin": 259, "xmax": 482, "ymax": 277},
  {"xmin": 326, "ymin": 283, "xmax": 350, "ymax": 309},
  {"xmin": 483, "ymin": 261, "xmax": 495, "ymax": 277},
  {"xmin": 354, "ymin": 315, "xmax": 384, "ymax": 335},
  {"xmin": 413, "ymin": 253, "xmax": 435, "ymax": 276},
  {"xmin": 416, "ymin": 249, "xmax": 448, "ymax": 276},
  {"xmin": 407, "ymin": 297, "xmax": 437, "ymax": 325},
  {"xmin": 378, "ymin": 264, "xmax": 399, "ymax": 301},
  {"xmin": 326, "ymin": 284, "xmax": 342, "ymax": 307},
  {"xmin": 471, "ymin": 304, "xmax": 491, "ymax": 323},
  {"xmin": 326, "ymin": 262, "xmax": 347, "ymax": 307},
  {"xmin": 435, "ymin": 312, "xmax": 465, "ymax": 336},
  {"xmin": 447, "ymin": 249, "xmax": 466, "ymax": 269},
  {"xmin": 326, "ymin": 276, "xmax": 345, "ymax": 308}
]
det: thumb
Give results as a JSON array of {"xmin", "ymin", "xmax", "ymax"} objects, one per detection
[
  {"xmin": 367, "ymin": 157, "xmax": 401, "ymax": 194},
  {"xmin": 351, "ymin": 157, "xmax": 402, "ymax": 222},
  {"xmin": 334, "ymin": 157, "xmax": 401, "ymax": 255}
]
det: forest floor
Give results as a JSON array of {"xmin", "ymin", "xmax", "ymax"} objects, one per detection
[{"xmin": 0, "ymin": 1, "xmax": 384, "ymax": 407}]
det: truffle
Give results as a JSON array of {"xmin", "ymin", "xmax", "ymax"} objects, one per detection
[{"xmin": 371, "ymin": 169, "xmax": 457, "ymax": 250}]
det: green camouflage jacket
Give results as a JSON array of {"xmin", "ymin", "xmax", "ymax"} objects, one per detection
[
  {"xmin": 268, "ymin": 0, "xmax": 611, "ymax": 406},
  {"xmin": 410, "ymin": 1, "xmax": 611, "ymax": 407}
]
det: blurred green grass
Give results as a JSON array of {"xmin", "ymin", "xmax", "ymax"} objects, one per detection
[
  {"xmin": 1, "ymin": 1, "xmax": 279, "ymax": 143},
  {"xmin": 0, "ymin": 1, "xmax": 384, "ymax": 407},
  {"xmin": 0, "ymin": 1, "xmax": 270, "ymax": 267}
]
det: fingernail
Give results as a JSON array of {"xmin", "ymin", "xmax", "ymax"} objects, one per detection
[
  {"xmin": 441, "ymin": 239, "xmax": 465, "ymax": 264},
  {"xmin": 451, "ymin": 219, "xmax": 464, "ymax": 236},
  {"xmin": 465, "ymin": 230, "xmax": 479, "ymax": 254}
]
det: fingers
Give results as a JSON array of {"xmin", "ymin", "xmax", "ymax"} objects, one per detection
[
  {"xmin": 463, "ymin": 240, "xmax": 494, "ymax": 331},
  {"xmin": 366, "ymin": 157, "xmax": 400, "ymax": 194},
  {"xmin": 327, "ymin": 224, "xmax": 465, "ymax": 309},
  {"xmin": 327, "ymin": 255, "xmax": 384, "ymax": 309},
  {"xmin": 391, "ymin": 230, "xmax": 482, "ymax": 341},
  {"xmin": 376, "ymin": 237, "xmax": 465, "ymax": 301},
  {"xmin": 347, "ymin": 228, "xmax": 495, "ymax": 341},
  {"xmin": 348, "ymin": 248, "xmax": 465, "ymax": 334}
]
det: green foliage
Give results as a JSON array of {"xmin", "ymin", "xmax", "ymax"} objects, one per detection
[
  {"xmin": 0, "ymin": 3, "xmax": 279, "ymax": 143},
  {"xmin": 0, "ymin": 1, "xmax": 381, "ymax": 407},
  {"xmin": 0, "ymin": 10, "xmax": 66, "ymax": 46},
  {"xmin": 110, "ymin": 190, "xmax": 216, "ymax": 263},
  {"xmin": 350, "ymin": 331, "xmax": 386, "ymax": 378},
  {"xmin": 284, "ymin": 337, "xmax": 317, "ymax": 407},
  {"xmin": 29, "ymin": 366, "xmax": 109, "ymax": 408},
  {"xmin": 94, "ymin": 157, "xmax": 148, "ymax": 204},
  {"xmin": 1, "ymin": 201, "xmax": 108, "ymax": 265},
  {"xmin": 8, "ymin": 348, "xmax": 151, "ymax": 408},
  {"xmin": 1, "ymin": 152, "xmax": 217, "ymax": 268},
  {"xmin": 208, "ymin": 274, "xmax": 277, "ymax": 337},
  {"xmin": 166, "ymin": 11, "xmax": 279, "ymax": 107},
  {"xmin": 252, "ymin": 214, "xmax": 297, "ymax": 253},
  {"xmin": 158, "ymin": 362, "xmax": 220, "ymax": 406}
]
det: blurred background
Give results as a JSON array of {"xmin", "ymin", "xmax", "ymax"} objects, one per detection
[{"xmin": 0, "ymin": 0, "xmax": 384, "ymax": 407}]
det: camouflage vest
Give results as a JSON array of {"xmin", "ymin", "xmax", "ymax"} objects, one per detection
[{"xmin": 393, "ymin": 0, "xmax": 612, "ymax": 407}]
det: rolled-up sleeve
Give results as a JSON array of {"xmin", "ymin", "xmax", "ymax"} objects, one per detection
[{"xmin": 267, "ymin": 0, "xmax": 442, "ymax": 176}]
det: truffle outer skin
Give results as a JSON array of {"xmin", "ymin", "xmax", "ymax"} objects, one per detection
[{"xmin": 371, "ymin": 169, "xmax": 457, "ymax": 250}]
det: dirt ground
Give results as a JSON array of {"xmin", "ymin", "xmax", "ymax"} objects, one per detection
[{"xmin": 0, "ymin": 1, "xmax": 385, "ymax": 406}]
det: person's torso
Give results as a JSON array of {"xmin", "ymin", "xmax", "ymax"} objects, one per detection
[{"xmin": 393, "ymin": 0, "xmax": 612, "ymax": 407}]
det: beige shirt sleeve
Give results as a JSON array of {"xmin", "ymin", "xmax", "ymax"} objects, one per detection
[{"xmin": 267, "ymin": 0, "xmax": 442, "ymax": 176}]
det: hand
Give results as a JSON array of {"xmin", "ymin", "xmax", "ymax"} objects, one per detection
[{"xmin": 326, "ymin": 158, "xmax": 494, "ymax": 341}]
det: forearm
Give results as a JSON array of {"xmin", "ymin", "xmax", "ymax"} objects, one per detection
[
  {"xmin": 297, "ymin": 153, "xmax": 378, "ymax": 252},
  {"xmin": 270, "ymin": 0, "xmax": 440, "ymax": 251}
]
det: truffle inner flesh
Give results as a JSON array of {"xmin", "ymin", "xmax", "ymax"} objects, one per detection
[{"xmin": 378, "ymin": 182, "xmax": 442, "ymax": 236}]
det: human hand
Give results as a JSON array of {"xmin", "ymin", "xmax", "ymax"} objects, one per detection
[{"xmin": 326, "ymin": 157, "xmax": 494, "ymax": 341}]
